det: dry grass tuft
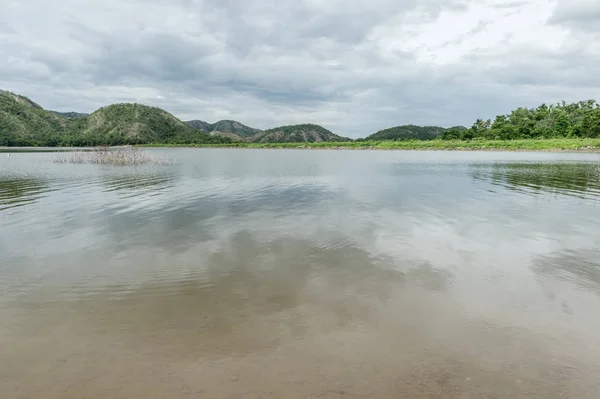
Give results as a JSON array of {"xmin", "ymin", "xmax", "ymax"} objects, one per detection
[{"xmin": 54, "ymin": 147, "xmax": 171, "ymax": 166}]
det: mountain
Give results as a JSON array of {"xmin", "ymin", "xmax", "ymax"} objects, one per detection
[
  {"xmin": 250, "ymin": 124, "xmax": 349, "ymax": 143},
  {"xmin": 51, "ymin": 111, "xmax": 89, "ymax": 118},
  {"xmin": 185, "ymin": 119, "xmax": 261, "ymax": 141},
  {"xmin": 63, "ymin": 103, "xmax": 219, "ymax": 146},
  {"xmin": 0, "ymin": 90, "xmax": 69, "ymax": 146},
  {"xmin": 0, "ymin": 91, "xmax": 230, "ymax": 146},
  {"xmin": 186, "ymin": 120, "xmax": 212, "ymax": 132},
  {"xmin": 364, "ymin": 125, "xmax": 453, "ymax": 141},
  {"xmin": 210, "ymin": 120, "xmax": 260, "ymax": 138}
]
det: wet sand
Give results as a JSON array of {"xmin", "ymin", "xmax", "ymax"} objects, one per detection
[{"xmin": 2, "ymin": 252, "xmax": 599, "ymax": 399}]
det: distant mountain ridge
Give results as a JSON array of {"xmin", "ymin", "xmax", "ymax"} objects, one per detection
[
  {"xmin": 0, "ymin": 90, "xmax": 227, "ymax": 146},
  {"xmin": 1, "ymin": 89, "xmax": 472, "ymax": 146},
  {"xmin": 186, "ymin": 119, "xmax": 260, "ymax": 140},
  {"xmin": 186, "ymin": 120, "xmax": 213, "ymax": 132},
  {"xmin": 185, "ymin": 120, "xmax": 350, "ymax": 143},
  {"xmin": 251, "ymin": 124, "xmax": 350, "ymax": 143}
]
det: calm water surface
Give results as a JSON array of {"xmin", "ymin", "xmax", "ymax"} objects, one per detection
[{"xmin": 1, "ymin": 149, "xmax": 600, "ymax": 398}]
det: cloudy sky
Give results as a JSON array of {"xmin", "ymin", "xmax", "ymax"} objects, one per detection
[{"xmin": 1, "ymin": 0, "xmax": 599, "ymax": 137}]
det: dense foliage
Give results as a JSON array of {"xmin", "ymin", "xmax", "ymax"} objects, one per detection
[
  {"xmin": 0, "ymin": 91, "xmax": 230, "ymax": 146},
  {"xmin": 364, "ymin": 125, "xmax": 465, "ymax": 141},
  {"xmin": 51, "ymin": 111, "xmax": 89, "ymax": 118},
  {"xmin": 441, "ymin": 100, "xmax": 600, "ymax": 140},
  {"xmin": 0, "ymin": 91, "xmax": 68, "ymax": 146}
]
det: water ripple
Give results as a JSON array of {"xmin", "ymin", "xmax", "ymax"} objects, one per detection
[{"xmin": 470, "ymin": 162, "xmax": 600, "ymax": 201}]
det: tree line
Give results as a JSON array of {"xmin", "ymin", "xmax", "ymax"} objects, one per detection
[{"xmin": 441, "ymin": 100, "xmax": 600, "ymax": 140}]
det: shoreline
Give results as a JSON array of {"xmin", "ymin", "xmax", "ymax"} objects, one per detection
[
  {"xmin": 138, "ymin": 139, "xmax": 600, "ymax": 153},
  {"xmin": 152, "ymin": 146, "xmax": 600, "ymax": 153},
  {"xmin": 3, "ymin": 139, "xmax": 600, "ymax": 153}
]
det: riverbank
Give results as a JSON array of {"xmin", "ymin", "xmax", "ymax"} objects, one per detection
[
  {"xmin": 139, "ymin": 138, "xmax": 600, "ymax": 152},
  {"xmin": 3, "ymin": 139, "xmax": 600, "ymax": 153},
  {"xmin": 0, "ymin": 146, "xmax": 133, "ymax": 153}
]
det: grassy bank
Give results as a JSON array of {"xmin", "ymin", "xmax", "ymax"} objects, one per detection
[{"xmin": 139, "ymin": 138, "xmax": 600, "ymax": 152}]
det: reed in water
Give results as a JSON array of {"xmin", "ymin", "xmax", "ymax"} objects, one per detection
[{"xmin": 54, "ymin": 147, "xmax": 170, "ymax": 166}]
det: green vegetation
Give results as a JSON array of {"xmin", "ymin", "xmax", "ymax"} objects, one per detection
[
  {"xmin": 2, "ymin": 89, "xmax": 600, "ymax": 150},
  {"xmin": 252, "ymin": 124, "xmax": 350, "ymax": 143},
  {"xmin": 0, "ymin": 90, "xmax": 68, "ymax": 146},
  {"xmin": 186, "ymin": 120, "xmax": 213, "ymax": 131},
  {"xmin": 186, "ymin": 119, "xmax": 259, "ymax": 138},
  {"xmin": 141, "ymin": 138, "xmax": 600, "ymax": 151},
  {"xmin": 61, "ymin": 103, "xmax": 226, "ymax": 146},
  {"xmin": 51, "ymin": 111, "xmax": 89, "ymax": 118},
  {"xmin": 441, "ymin": 100, "xmax": 600, "ymax": 141},
  {"xmin": 210, "ymin": 120, "xmax": 260, "ymax": 138},
  {"xmin": 0, "ymin": 90, "xmax": 231, "ymax": 147},
  {"xmin": 364, "ymin": 125, "xmax": 465, "ymax": 141}
]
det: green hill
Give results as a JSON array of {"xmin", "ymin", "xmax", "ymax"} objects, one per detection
[
  {"xmin": 250, "ymin": 124, "xmax": 349, "ymax": 143},
  {"xmin": 186, "ymin": 120, "xmax": 212, "ymax": 132},
  {"xmin": 9, "ymin": 89, "xmax": 596, "ymax": 147},
  {"xmin": 0, "ymin": 91, "xmax": 230, "ymax": 146},
  {"xmin": 186, "ymin": 119, "xmax": 261, "ymax": 140},
  {"xmin": 0, "ymin": 90, "xmax": 69, "ymax": 146},
  {"xmin": 63, "ymin": 103, "xmax": 218, "ymax": 146},
  {"xmin": 364, "ymin": 125, "xmax": 456, "ymax": 141},
  {"xmin": 211, "ymin": 120, "xmax": 260, "ymax": 138}
]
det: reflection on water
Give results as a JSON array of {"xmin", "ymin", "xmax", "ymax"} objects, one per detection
[
  {"xmin": 471, "ymin": 162, "xmax": 600, "ymax": 200},
  {"xmin": 0, "ymin": 175, "xmax": 50, "ymax": 211},
  {"xmin": 101, "ymin": 170, "xmax": 179, "ymax": 197},
  {"xmin": 534, "ymin": 249, "xmax": 600, "ymax": 296},
  {"xmin": 58, "ymin": 232, "xmax": 408, "ymax": 354},
  {"xmin": 1, "ymin": 149, "xmax": 600, "ymax": 398}
]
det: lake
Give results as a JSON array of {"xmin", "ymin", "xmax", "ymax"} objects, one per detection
[{"xmin": 1, "ymin": 148, "xmax": 600, "ymax": 398}]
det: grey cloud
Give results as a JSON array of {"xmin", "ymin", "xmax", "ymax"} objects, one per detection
[
  {"xmin": 489, "ymin": 1, "xmax": 527, "ymax": 9},
  {"xmin": 1, "ymin": 0, "xmax": 599, "ymax": 136},
  {"xmin": 206, "ymin": 0, "xmax": 464, "ymax": 47},
  {"xmin": 470, "ymin": 45, "xmax": 600, "ymax": 88},
  {"xmin": 548, "ymin": 0, "xmax": 600, "ymax": 32},
  {"xmin": 439, "ymin": 19, "xmax": 492, "ymax": 49}
]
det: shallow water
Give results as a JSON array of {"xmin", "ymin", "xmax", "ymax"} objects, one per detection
[{"xmin": 1, "ymin": 149, "xmax": 600, "ymax": 398}]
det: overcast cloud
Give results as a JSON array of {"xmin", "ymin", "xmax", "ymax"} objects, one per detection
[{"xmin": 1, "ymin": 0, "xmax": 599, "ymax": 136}]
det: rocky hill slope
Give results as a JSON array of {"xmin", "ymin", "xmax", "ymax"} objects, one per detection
[
  {"xmin": 250, "ymin": 124, "xmax": 349, "ymax": 143},
  {"xmin": 186, "ymin": 119, "xmax": 260, "ymax": 141}
]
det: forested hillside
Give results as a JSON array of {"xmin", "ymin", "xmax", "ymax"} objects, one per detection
[{"xmin": 0, "ymin": 91, "xmax": 230, "ymax": 146}]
